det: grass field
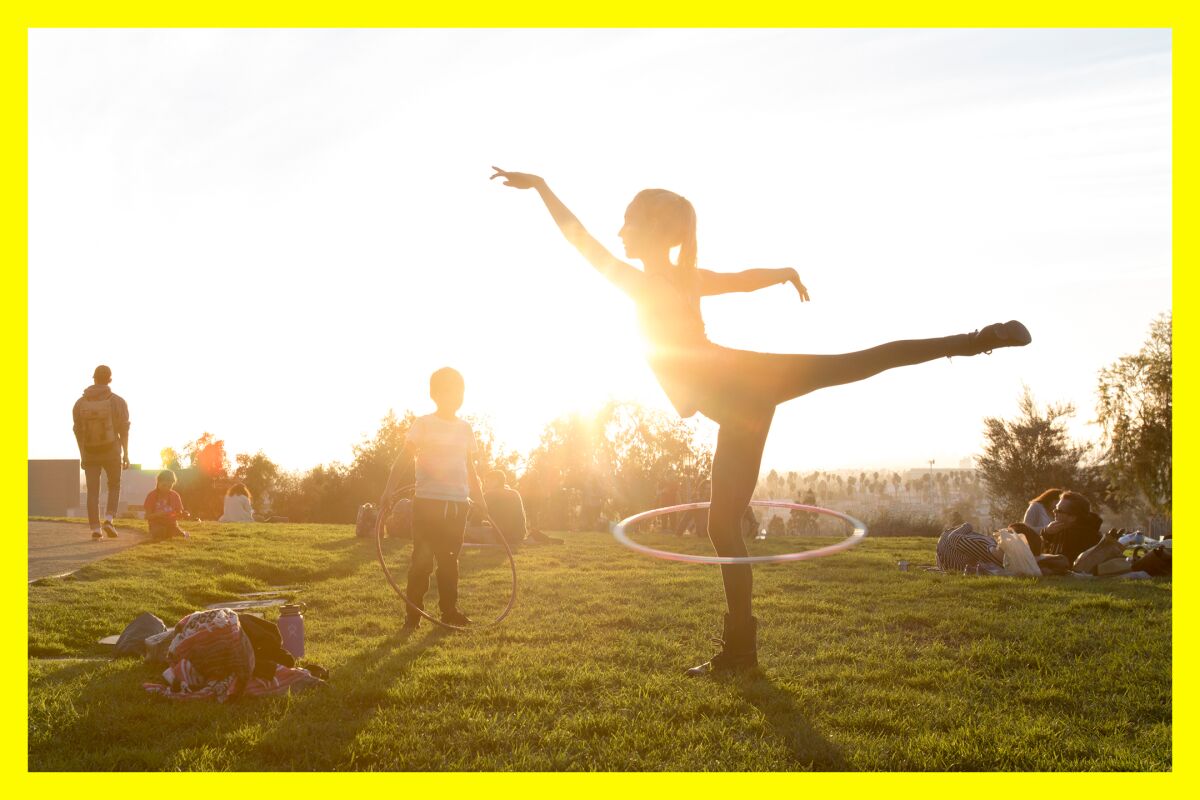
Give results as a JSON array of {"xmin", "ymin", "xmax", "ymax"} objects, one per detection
[{"xmin": 28, "ymin": 519, "xmax": 1172, "ymax": 771}]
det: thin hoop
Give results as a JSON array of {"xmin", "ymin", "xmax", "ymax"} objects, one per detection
[
  {"xmin": 375, "ymin": 485, "xmax": 518, "ymax": 631},
  {"xmin": 612, "ymin": 499, "xmax": 867, "ymax": 564}
]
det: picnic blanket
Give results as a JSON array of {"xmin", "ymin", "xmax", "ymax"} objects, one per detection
[{"xmin": 144, "ymin": 662, "xmax": 325, "ymax": 701}]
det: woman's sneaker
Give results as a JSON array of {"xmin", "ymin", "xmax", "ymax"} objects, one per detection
[
  {"xmin": 967, "ymin": 320, "xmax": 1032, "ymax": 355},
  {"xmin": 102, "ymin": 520, "xmax": 119, "ymax": 538},
  {"xmin": 91, "ymin": 529, "xmax": 103, "ymax": 540}
]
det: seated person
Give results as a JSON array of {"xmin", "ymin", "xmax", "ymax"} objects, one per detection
[
  {"xmin": 1041, "ymin": 490, "xmax": 1103, "ymax": 563},
  {"xmin": 1023, "ymin": 488, "xmax": 1060, "ymax": 535},
  {"xmin": 144, "ymin": 470, "xmax": 190, "ymax": 539},
  {"xmin": 386, "ymin": 497, "xmax": 413, "ymax": 539},
  {"xmin": 936, "ymin": 522, "xmax": 1002, "ymax": 572},
  {"xmin": 481, "ymin": 470, "xmax": 527, "ymax": 546},
  {"xmin": 219, "ymin": 483, "xmax": 256, "ymax": 522}
]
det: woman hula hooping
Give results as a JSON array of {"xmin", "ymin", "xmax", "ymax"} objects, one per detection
[{"xmin": 491, "ymin": 167, "xmax": 1031, "ymax": 676}]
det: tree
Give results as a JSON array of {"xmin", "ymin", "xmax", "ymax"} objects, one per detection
[
  {"xmin": 233, "ymin": 451, "xmax": 281, "ymax": 510},
  {"xmin": 977, "ymin": 388, "xmax": 1106, "ymax": 522},
  {"xmin": 271, "ymin": 463, "xmax": 352, "ymax": 523},
  {"xmin": 528, "ymin": 400, "xmax": 712, "ymax": 520},
  {"xmin": 160, "ymin": 447, "xmax": 183, "ymax": 471},
  {"xmin": 158, "ymin": 433, "xmax": 231, "ymax": 518},
  {"xmin": 184, "ymin": 432, "xmax": 229, "ymax": 478},
  {"xmin": 343, "ymin": 409, "xmax": 416, "ymax": 502},
  {"xmin": 1095, "ymin": 314, "xmax": 1171, "ymax": 516}
]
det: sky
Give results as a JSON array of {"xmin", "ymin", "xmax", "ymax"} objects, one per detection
[{"xmin": 28, "ymin": 28, "xmax": 1171, "ymax": 475}]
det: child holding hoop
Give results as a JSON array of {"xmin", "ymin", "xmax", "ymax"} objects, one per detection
[
  {"xmin": 492, "ymin": 167, "xmax": 1031, "ymax": 675},
  {"xmin": 382, "ymin": 367, "xmax": 489, "ymax": 629}
]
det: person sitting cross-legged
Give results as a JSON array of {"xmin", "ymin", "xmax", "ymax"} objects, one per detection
[{"xmin": 144, "ymin": 470, "xmax": 190, "ymax": 540}]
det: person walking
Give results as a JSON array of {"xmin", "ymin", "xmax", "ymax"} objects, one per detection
[{"xmin": 72, "ymin": 365, "xmax": 130, "ymax": 540}]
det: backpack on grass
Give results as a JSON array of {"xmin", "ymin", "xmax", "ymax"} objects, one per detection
[
  {"xmin": 356, "ymin": 503, "xmax": 379, "ymax": 538},
  {"xmin": 113, "ymin": 612, "xmax": 168, "ymax": 658}
]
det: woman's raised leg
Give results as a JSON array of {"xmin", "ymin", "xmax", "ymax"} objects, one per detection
[{"xmin": 753, "ymin": 321, "xmax": 1030, "ymax": 405}]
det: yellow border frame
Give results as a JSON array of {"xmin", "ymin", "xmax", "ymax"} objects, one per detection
[{"xmin": 7, "ymin": 3, "xmax": 1188, "ymax": 794}]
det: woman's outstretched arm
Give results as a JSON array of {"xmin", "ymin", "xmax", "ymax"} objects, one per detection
[
  {"xmin": 698, "ymin": 268, "xmax": 810, "ymax": 301},
  {"xmin": 491, "ymin": 167, "xmax": 641, "ymax": 296}
]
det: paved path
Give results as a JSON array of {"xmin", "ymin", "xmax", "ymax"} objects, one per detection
[{"xmin": 28, "ymin": 521, "xmax": 146, "ymax": 582}]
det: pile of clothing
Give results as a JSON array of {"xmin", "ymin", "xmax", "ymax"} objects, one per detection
[{"xmin": 115, "ymin": 608, "xmax": 326, "ymax": 702}]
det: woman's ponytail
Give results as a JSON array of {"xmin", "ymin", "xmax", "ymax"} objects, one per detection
[{"xmin": 674, "ymin": 195, "xmax": 699, "ymax": 304}]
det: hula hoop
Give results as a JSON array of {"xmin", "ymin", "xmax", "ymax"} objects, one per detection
[
  {"xmin": 612, "ymin": 499, "xmax": 868, "ymax": 565},
  {"xmin": 375, "ymin": 485, "xmax": 518, "ymax": 631}
]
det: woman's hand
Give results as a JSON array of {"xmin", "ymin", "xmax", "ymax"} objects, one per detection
[
  {"xmin": 787, "ymin": 269, "xmax": 811, "ymax": 302},
  {"xmin": 490, "ymin": 166, "xmax": 544, "ymax": 190}
]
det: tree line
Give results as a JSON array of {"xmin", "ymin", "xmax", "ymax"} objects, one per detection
[{"xmin": 157, "ymin": 313, "xmax": 1170, "ymax": 529}]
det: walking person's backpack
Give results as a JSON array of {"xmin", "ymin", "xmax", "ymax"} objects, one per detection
[{"xmin": 78, "ymin": 395, "xmax": 117, "ymax": 453}]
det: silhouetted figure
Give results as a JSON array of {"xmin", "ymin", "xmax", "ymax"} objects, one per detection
[
  {"xmin": 482, "ymin": 469, "xmax": 527, "ymax": 546},
  {"xmin": 493, "ymin": 167, "xmax": 1031, "ymax": 676},
  {"xmin": 580, "ymin": 471, "xmax": 605, "ymax": 531},
  {"xmin": 72, "ymin": 364, "xmax": 130, "ymax": 540},
  {"xmin": 654, "ymin": 477, "xmax": 680, "ymax": 531},
  {"xmin": 519, "ymin": 467, "xmax": 549, "ymax": 532},
  {"xmin": 1041, "ymin": 490, "xmax": 1103, "ymax": 564},
  {"xmin": 382, "ymin": 368, "xmax": 488, "ymax": 629}
]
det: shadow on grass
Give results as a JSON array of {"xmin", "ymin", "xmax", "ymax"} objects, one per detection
[
  {"xmin": 241, "ymin": 625, "xmax": 455, "ymax": 769},
  {"xmin": 29, "ymin": 626, "xmax": 454, "ymax": 771},
  {"xmin": 737, "ymin": 673, "xmax": 851, "ymax": 771}
]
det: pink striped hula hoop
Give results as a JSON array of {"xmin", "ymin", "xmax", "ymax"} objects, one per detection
[{"xmin": 612, "ymin": 500, "xmax": 868, "ymax": 564}]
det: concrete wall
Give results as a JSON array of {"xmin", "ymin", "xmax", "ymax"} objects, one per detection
[
  {"xmin": 67, "ymin": 468, "xmax": 161, "ymax": 518},
  {"xmin": 28, "ymin": 460, "xmax": 163, "ymax": 518},
  {"xmin": 28, "ymin": 459, "xmax": 80, "ymax": 516}
]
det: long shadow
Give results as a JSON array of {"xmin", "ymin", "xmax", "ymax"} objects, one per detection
[
  {"xmin": 735, "ymin": 672, "xmax": 851, "ymax": 771},
  {"xmin": 241, "ymin": 624, "xmax": 454, "ymax": 769}
]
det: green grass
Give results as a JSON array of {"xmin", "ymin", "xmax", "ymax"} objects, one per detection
[{"xmin": 28, "ymin": 521, "xmax": 1172, "ymax": 771}]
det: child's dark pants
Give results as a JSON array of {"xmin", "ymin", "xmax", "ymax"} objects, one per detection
[{"xmin": 407, "ymin": 499, "xmax": 469, "ymax": 616}]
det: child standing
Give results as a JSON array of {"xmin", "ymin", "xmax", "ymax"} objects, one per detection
[
  {"xmin": 144, "ymin": 470, "xmax": 190, "ymax": 539},
  {"xmin": 382, "ymin": 367, "xmax": 488, "ymax": 629}
]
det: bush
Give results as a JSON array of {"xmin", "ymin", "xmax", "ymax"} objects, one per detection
[{"xmin": 857, "ymin": 508, "xmax": 944, "ymax": 537}]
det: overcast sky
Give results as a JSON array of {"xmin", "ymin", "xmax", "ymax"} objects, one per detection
[{"xmin": 28, "ymin": 28, "xmax": 1171, "ymax": 475}]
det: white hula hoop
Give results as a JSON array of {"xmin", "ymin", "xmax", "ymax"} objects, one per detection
[{"xmin": 611, "ymin": 499, "xmax": 868, "ymax": 565}]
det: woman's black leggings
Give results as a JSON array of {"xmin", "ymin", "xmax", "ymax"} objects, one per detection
[{"xmin": 705, "ymin": 333, "xmax": 973, "ymax": 622}]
